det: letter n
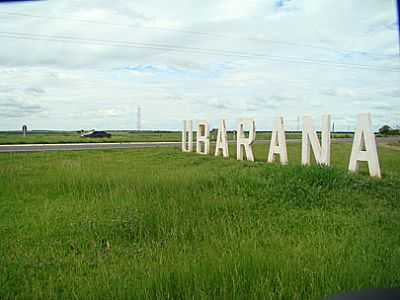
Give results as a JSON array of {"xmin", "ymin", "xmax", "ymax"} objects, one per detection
[{"xmin": 301, "ymin": 115, "xmax": 331, "ymax": 166}]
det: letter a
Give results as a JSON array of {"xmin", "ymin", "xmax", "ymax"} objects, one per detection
[
  {"xmin": 237, "ymin": 119, "xmax": 256, "ymax": 161},
  {"xmin": 268, "ymin": 117, "xmax": 288, "ymax": 165},
  {"xmin": 215, "ymin": 120, "xmax": 229, "ymax": 158},
  {"xmin": 349, "ymin": 113, "xmax": 381, "ymax": 178},
  {"xmin": 196, "ymin": 121, "xmax": 210, "ymax": 155},
  {"xmin": 301, "ymin": 115, "xmax": 331, "ymax": 166},
  {"xmin": 182, "ymin": 120, "xmax": 193, "ymax": 152}
]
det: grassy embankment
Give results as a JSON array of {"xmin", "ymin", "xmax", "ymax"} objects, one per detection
[{"xmin": 0, "ymin": 143, "xmax": 399, "ymax": 299}]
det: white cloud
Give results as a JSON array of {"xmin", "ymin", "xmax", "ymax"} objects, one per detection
[
  {"xmin": 0, "ymin": 0, "xmax": 399, "ymax": 130},
  {"xmin": 0, "ymin": 98, "xmax": 44, "ymax": 119}
]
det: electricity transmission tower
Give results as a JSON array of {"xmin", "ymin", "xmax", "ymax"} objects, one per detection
[
  {"xmin": 137, "ymin": 106, "xmax": 141, "ymax": 131},
  {"xmin": 297, "ymin": 116, "xmax": 300, "ymax": 131}
]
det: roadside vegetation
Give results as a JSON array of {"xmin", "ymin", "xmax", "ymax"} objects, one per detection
[
  {"xmin": 0, "ymin": 131, "xmax": 357, "ymax": 145},
  {"xmin": 0, "ymin": 143, "xmax": 399, "ymax": 299},
  {"xmin": 0, "ymin": 131, "xmax": 181, "ymax": 144},
  {"xmin": 378, "ymin": 125, "xmax": 400, "ymax": 136}
]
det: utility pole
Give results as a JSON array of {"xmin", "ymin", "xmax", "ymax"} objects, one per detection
[
  {"xmin": 22, "ymin": 125, "xmax": 27, "ymax": 137},
  {"xmin": 397, "ymin": 0, "xmax": 400, "ymax": 55},
  {"xmin": 297, "ymin": 116, "xmax": 300, "ymax": 132},
  {"xmin": 137, "ymin": 106, "xmax": 141, "ymax": 131}
]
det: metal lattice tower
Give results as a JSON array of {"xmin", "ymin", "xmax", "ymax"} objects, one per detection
[
  {"xmin": 297, "ymin": 116, "xmax": 300, "ymax": 132},
  {"xmin": 137, "ymin": 106, "xmax": 141, "ymax": 131}
]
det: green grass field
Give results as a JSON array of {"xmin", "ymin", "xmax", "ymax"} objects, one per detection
[
  {"xmin": 0, "ymin": 132, "xmax": 182, "ymax": 145},
  {"xmin": 1, "ymin": 143, "xmax": 399, "ymax": 299},
  {"xmin": 0, "ymin": 131, "xmax": 353, "ymax": 145}
]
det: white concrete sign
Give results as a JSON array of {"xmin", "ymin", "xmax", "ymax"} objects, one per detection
[
  {"xmin": 267, "ymin": 117, "xmax": 288, "ymax": 165},
  {"xmin": 182, "ymin": 113, "xmax": 382, "ymax": 178},
  {"xmin": 301, "ymin": 114, "xmax": 331, "ymax": 166},
  {"xmin": 215, "ymin": 119, "xmax": 229, "ymax": 158},
  {"xmin": 349, "ymin": 113, "xmax": 381, "ymax": 178},
  {"xmin": 182, "ymin": 120, "xmax": 193, "ymax": 152},
  {"xmin": 196, "ymin": 121, "xmax": 210, "ymax": 155},
  {"xmin": 237, "ymin": 118, "xmax": 256, "ymax": 161}
]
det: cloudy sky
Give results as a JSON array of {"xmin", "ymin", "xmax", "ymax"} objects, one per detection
[{"xmin": 0, "ymin": 0, "xmax": 399, "ymax": 131}]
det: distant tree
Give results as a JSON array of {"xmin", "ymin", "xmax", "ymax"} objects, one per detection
[
  {"xmin": 210, "ymin": 128, "xmax": 218, "ymax": 141},
  {"xmin": 379, "ymin": 125, "xmax": 392, "ymax": 135}
]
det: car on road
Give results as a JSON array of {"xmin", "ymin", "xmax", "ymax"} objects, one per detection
[{"xmin": 80, "ymin": 130, "xmax": 112, "ymax": 138}]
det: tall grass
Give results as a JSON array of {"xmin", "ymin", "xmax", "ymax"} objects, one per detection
[{"xmin": 0, "ymin": 144, "xmax": 399, "ymax": 299}]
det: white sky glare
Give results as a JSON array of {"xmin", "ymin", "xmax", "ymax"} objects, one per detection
[{"xmin": 0, "ymin": 0, "xmax": 399, "ymax": 131}]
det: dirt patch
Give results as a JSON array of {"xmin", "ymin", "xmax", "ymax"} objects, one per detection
[{"xmin": 381, "ymin": 143, "xmax": 400, "ymax": 151}]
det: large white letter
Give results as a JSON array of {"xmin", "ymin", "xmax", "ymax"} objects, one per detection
[
  {"xmin": 267, "ymin": 117, "xmax": 288, "ymax": 165},
  {"xmin": 237, "ymin": 119, "xmax": 256, "ymax": 161},
  {"xmin": 182, "ymin": 120, "xmax": 193, "ymax": 152},
  {"xmin": 196, "ymin": 121, "xmax": 210, "ymax": 155},
  {"xmin": 349, "ymin": 113, "xmax": 381, "ymax": 178},
  {"xmin": 301, "ymin": 114, "xmax": 331, "ymax": 166},
  {"xmin": 215, "ymin": 119, "xmax": 229, "ymax": 158}
]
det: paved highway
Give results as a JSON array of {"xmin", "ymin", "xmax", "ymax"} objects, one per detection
[
  {"xmin": 0, "ymin": 137, "xmax": 399, "ymax": 153},
  {"xmin": 0, "ymin": 142, "xmax": 181, "ymax": 153}
]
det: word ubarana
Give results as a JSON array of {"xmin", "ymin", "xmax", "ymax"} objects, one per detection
[{"xmin": 182, "ymin": 113, "xmax": 382, "ymax": 178}]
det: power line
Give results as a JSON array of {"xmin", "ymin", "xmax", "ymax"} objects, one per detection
[
  {"xmin": 70, "ymin": 78, "xmax": 399, "ymax": 96},
  {"xmin": 0, "ymin": 10, "xmax": 395, "ymax": 60},
  {"xmin": 1, "ymin": 31, "xmax": 399, "ymax": 73}
]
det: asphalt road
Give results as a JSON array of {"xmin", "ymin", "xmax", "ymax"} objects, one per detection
[
  {"xmin": 0, "ymin": 142, "xmax": 181, "ymax": 153},
  {"xmin": 0, "ymin": 137, "xmax": 399, "ymax": 153}
]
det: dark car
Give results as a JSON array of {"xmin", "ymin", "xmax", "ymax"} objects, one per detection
[{"xmin": 80, "ymin": 131, "xmax": 112, "ymax": 138}]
